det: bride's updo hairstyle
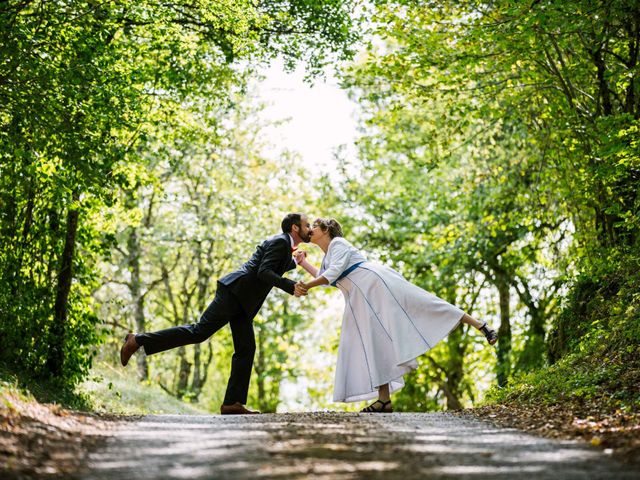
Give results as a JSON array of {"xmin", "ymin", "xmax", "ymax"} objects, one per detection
[{"xmin": 314, "ymin": 218, "xmax": 344, "ymax": 239}]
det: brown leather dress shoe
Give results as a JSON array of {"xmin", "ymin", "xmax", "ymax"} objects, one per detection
[
  {"xmin": 220, "ymin": 402, "xmax": 260, "ymax": 415},
  {"xmin": 120, "ymin": 333, "xmax": 140, "ymax": 366}
]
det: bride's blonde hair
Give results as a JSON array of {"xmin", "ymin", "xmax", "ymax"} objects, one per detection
[{"xmin": 314, "ymin": 218, "xmax": 343, "ymax": 239}]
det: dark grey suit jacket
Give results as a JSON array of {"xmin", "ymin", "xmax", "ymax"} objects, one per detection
[{"xmin": 218, "ymin": 233, "xmax": 297, "ymax": 319}]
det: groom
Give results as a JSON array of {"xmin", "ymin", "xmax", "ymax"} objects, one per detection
[{"xmin": 120, "ymin": 213, "xmax": 312, "ymax": 414}]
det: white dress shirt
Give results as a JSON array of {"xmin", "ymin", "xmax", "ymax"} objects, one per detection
[{"xmin": 288, "ymin": 234, "xmax": 302, "ymax": 265}]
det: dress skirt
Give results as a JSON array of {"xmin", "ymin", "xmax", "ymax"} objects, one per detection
[{"xmin": 332, "ymin": 262, "xmax": 464, "ymax": 402}]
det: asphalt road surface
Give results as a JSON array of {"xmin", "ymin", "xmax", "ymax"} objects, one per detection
[{"xmin": 81, "ymin": 412, "xmax": 640, "ymax": 479}]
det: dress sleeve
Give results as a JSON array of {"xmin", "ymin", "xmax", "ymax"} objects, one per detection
[{"xmin": 320, "ymin": 240, "xmax": 352, "ymax": 284}]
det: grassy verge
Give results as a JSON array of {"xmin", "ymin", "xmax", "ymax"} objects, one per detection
[
  {"xmin": 82, "ymin": 361, "xmax": 208, "ymax": 415},
  {"xmin": 0, "ymin": 360, "xmax": 208, "ymax": 416},
  {"xmin": 467, "ymin": 257, "xmax": 640, "ymax": 463},
  {"xmin": 471, "ymin": 342, "xmax": 640, "ymax": 463},
  {"xmin": 485, "ymin": 340, "xmax": 640, "ymax": 415},
  {"xmin": 487, "ymin": 256, "xmax": 640, "ymax": 414}
]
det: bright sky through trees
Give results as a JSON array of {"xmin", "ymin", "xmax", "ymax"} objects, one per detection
[
  {"xmin": 257, "ymin": 58, "xmax": 358, "ymax": 176},
  {"xmin": 255, "ymin": 59, "xmax": 359, "ymax": 410}
]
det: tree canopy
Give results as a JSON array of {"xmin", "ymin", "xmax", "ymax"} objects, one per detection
[{"xmin": 1, "ymin": 0, "xmax": 638, "ymax": 414}]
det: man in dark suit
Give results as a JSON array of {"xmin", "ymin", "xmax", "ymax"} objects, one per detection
[{"xmin": 119, "ymin": 213, "xmax": 312, "ymax": 414}]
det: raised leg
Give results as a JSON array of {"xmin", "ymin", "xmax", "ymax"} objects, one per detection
[
  {"xmin": 459, "ymin": 313, "xmax": 483, "ymax": 329},
  {"xmin": 460, "ymin": 313, "xmax": 498, "ymax": 345},
  {"xmin": 135, "ymin": 286, "xmax": 242, "ymax": 355}
]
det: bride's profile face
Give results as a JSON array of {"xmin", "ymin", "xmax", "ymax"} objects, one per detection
[{"xmin": 309, "ymin": 222, "xmax": 326, "ymax": 244}]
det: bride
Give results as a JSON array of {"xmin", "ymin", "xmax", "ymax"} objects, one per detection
[{"xmin": 295, "ymin": 218, "xmax": 498, "ymax": 413}]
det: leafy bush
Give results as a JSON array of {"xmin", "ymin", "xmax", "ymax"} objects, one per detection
[{"xmin": 488, "ymin": 253, "xmax": 640, "ymax": 413}]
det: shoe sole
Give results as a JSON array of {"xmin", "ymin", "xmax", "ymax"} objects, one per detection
[{"xmin": 120, "ymin": 334, "xmax": 132, "ymax": 366}]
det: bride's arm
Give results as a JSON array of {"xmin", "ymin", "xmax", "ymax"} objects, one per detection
[
  {"xmin": 303, "ymin": 275, "xmax": 329, "ymax": 289},
  {"xmin": 294, "ymin": 251, "xmax": 319, "ymax": 277},
  {"xmin": 303, "ymin": 240, "xmax": 350, "ymax": 291},
  {"xmin": 298, "ymin": 258, "xmax": 319, "ymax": 277}
]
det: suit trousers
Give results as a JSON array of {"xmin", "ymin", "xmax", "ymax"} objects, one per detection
[{"xmin": 135, "ymin": 283, "xmax": 255, "ymax": 405}]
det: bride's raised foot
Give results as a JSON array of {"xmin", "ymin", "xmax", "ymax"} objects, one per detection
[
  {"xmin": 479, "ymin": 322, "xmax": 498, "ymax": 345},
  {"xmin": 361, "ymin": 399, "xmax": 393, "ymax": 413}
]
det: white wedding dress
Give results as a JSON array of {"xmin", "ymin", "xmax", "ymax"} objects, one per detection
[{"xmin": 319, "ymin": 237, "xmax": 464, "ymax": 402}]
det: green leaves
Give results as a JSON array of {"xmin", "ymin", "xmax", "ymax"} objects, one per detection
[
  {"xmin": 0, "ymin": 0, "xmax": 358, "ymax": 386},
  {"xmin": 335, "ymin": 0, "xmax": 640, "ymax": 406}
]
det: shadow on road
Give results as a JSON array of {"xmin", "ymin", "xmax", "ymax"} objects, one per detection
[{"xmin": 82, "ymin": 413, "xmax": 640, "ymax": 479}]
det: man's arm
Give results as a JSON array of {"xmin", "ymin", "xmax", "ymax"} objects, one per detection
[{"xmin": 256, "ymin": 238, "xmax": 296, "ymax": 295}]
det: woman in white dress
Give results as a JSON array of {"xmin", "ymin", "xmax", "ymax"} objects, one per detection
[{"xmin": 296, "ymin": 218, "xmax": 498, "ymax": 413}]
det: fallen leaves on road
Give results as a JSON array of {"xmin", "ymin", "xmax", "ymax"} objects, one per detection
[
  {"xmin": 457, "ymin": 404, "xmax": 640, "ymax": 466},
  {"xmin": 0, "ymin": 391, "xmax": 121, "ymax": 479}
]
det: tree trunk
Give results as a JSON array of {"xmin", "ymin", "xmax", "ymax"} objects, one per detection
[
  {"xmin": 623, "ymin": 15, "xmax": 638, "ymax": 116},
  {"xmin": 192, "ymin": 343, "xmax": 202, "ymax": 396},
  {"xmin": 46, "ymin": 194, "xmax": 80, "ymax": 377},
  {"xmin": 190, "ymin": 242, "xmax": 209, "ymax": 399},
  {"xmin": 127, "ymin": 226, "xmax": 148, "ymax": 381},
  {"xmin": 593, "ymin": 46, "xmax": 613, "ymax": 116},
  {"xmin": 441, "ymin": 380, "xmax": 464, "ymax": 411},
  {"xmin": 14, "ymin": 184, "xmax": 34, "ymax": 285},
  {"xmin": 515, "ymin": 278, "xmax": 546, "ymax": 371},
  {"xmin": 176, "ymin": 346, "xmax": 191, "ymax": 399},
  {"xmin": 46, "ymin": 205, "xmax": 60, "ymax": 284},
  {"xmin": 444, "ymin": 327, "xmax": 465, "ymax": 410},
  {"xmin": 425, "ymin": 355, "xmax": 463, "ymax": 410},
  {"xmin": 134, "ymin": 296, "xmax": 148, "ymax": 381},
  {"xmin": 443, "ymin": 288, "xmax": 466, "ymax": 410},
  {"xmin": 494, "ymin": 271, "xmax": 512, "ymax": 387}
]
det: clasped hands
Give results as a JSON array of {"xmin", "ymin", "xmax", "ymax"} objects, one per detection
[
  {"xmin": 293, "ymin": 250, "xmax": 307, "ymax": 264},
  {"xmin": 293, "ymin": 249, "xmax": 309, "ymax": 297},
  {"xmin": 293, "ymin": 250, "xmax": 310, "ymax": 297},
  {"xmin": 294, "ymin": 281, "xmax": 308, "ymax": 297}
]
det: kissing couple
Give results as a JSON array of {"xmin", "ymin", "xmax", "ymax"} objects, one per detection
[{"xmin": 120, "ymin": 213, "xmax": 497, "ymax": 414}]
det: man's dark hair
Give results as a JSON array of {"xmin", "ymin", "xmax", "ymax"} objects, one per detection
[{"xmin": 281, "ymin": 213, "xmax": 303, "ymax": 233}]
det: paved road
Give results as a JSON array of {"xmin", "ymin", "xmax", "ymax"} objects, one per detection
[{"xmin": 82, "ymin": 412, "xmax": 639, "ymax": 479}]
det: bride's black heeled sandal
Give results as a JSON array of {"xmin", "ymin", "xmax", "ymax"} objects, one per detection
[
  {"xmin": 480, "ymin": 322, "xmax": 498, "ymax": 345},
  {"xmin": 361, "ymin": 399, "xmax": 393, "ymax": 413}
]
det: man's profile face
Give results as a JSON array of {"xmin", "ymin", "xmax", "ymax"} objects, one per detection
[{"xmin": 293, "ymin": 215, "xmax": 312, "ymax": 243}]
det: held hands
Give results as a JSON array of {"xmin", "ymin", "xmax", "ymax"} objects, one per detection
[
  {"xmin": 294, "ymin": 250, "xmax": 307, "ymax": 264},
  {"xmin": 294, "ymin": 281, "xmax": 308, "ymax": 297}
]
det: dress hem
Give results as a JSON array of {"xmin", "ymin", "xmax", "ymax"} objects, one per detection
[{"xmin": 334, "ymin": 315, "xmax": 465, "ymax": 404}]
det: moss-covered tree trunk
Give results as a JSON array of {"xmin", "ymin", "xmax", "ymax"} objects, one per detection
[
  {"xmin": 176, "ymin": 346, "xmax": 191, "ymax": 399},
  {"xmin": 46, "ymin": 194, "xmax": 79, "ymax": 377},
  {"xmin": 495, "ymin": 271, "xmax": 512, "ymax": 387},
  {"xmin": 127, "ymin": 226, "xmax": 149, "ymax": 381}
]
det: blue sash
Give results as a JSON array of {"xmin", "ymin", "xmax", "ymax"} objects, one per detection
[{"xmin": 331, "ymin": 262, "xmax": 364, "ymax": 286}]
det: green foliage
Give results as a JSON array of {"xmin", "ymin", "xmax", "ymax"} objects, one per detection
[
  {"xmin": 0, "ymin": 362, "xmax": 207, "ymax": 414},
  {"xmin": 335, "ymin": 0, "xmax": 639, "ymax": 410},
  {"xmin": 0, "ymin": 367, "xmax": 93, "ymax": 412},
  {"xmin": 251, "ymin": 296, "xmax": 312, "ymax": 413},
  {"xmin": 92, "ymin": 85, "xmax": 328, "ymax": 412},
  {"xmin": 2, "ymin": 0, "xmax": 638, "ymax": 413},
  {"xmin": 0, "ymin": 0, "xmax": 357, "ymax": 389},
  {"xmin": 550, "ymin": 252, "xmax": 640, "ymax": 361},
  {"xmin": 488, "ymin": 253, "xmax": 640, "ymax": 411}
]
